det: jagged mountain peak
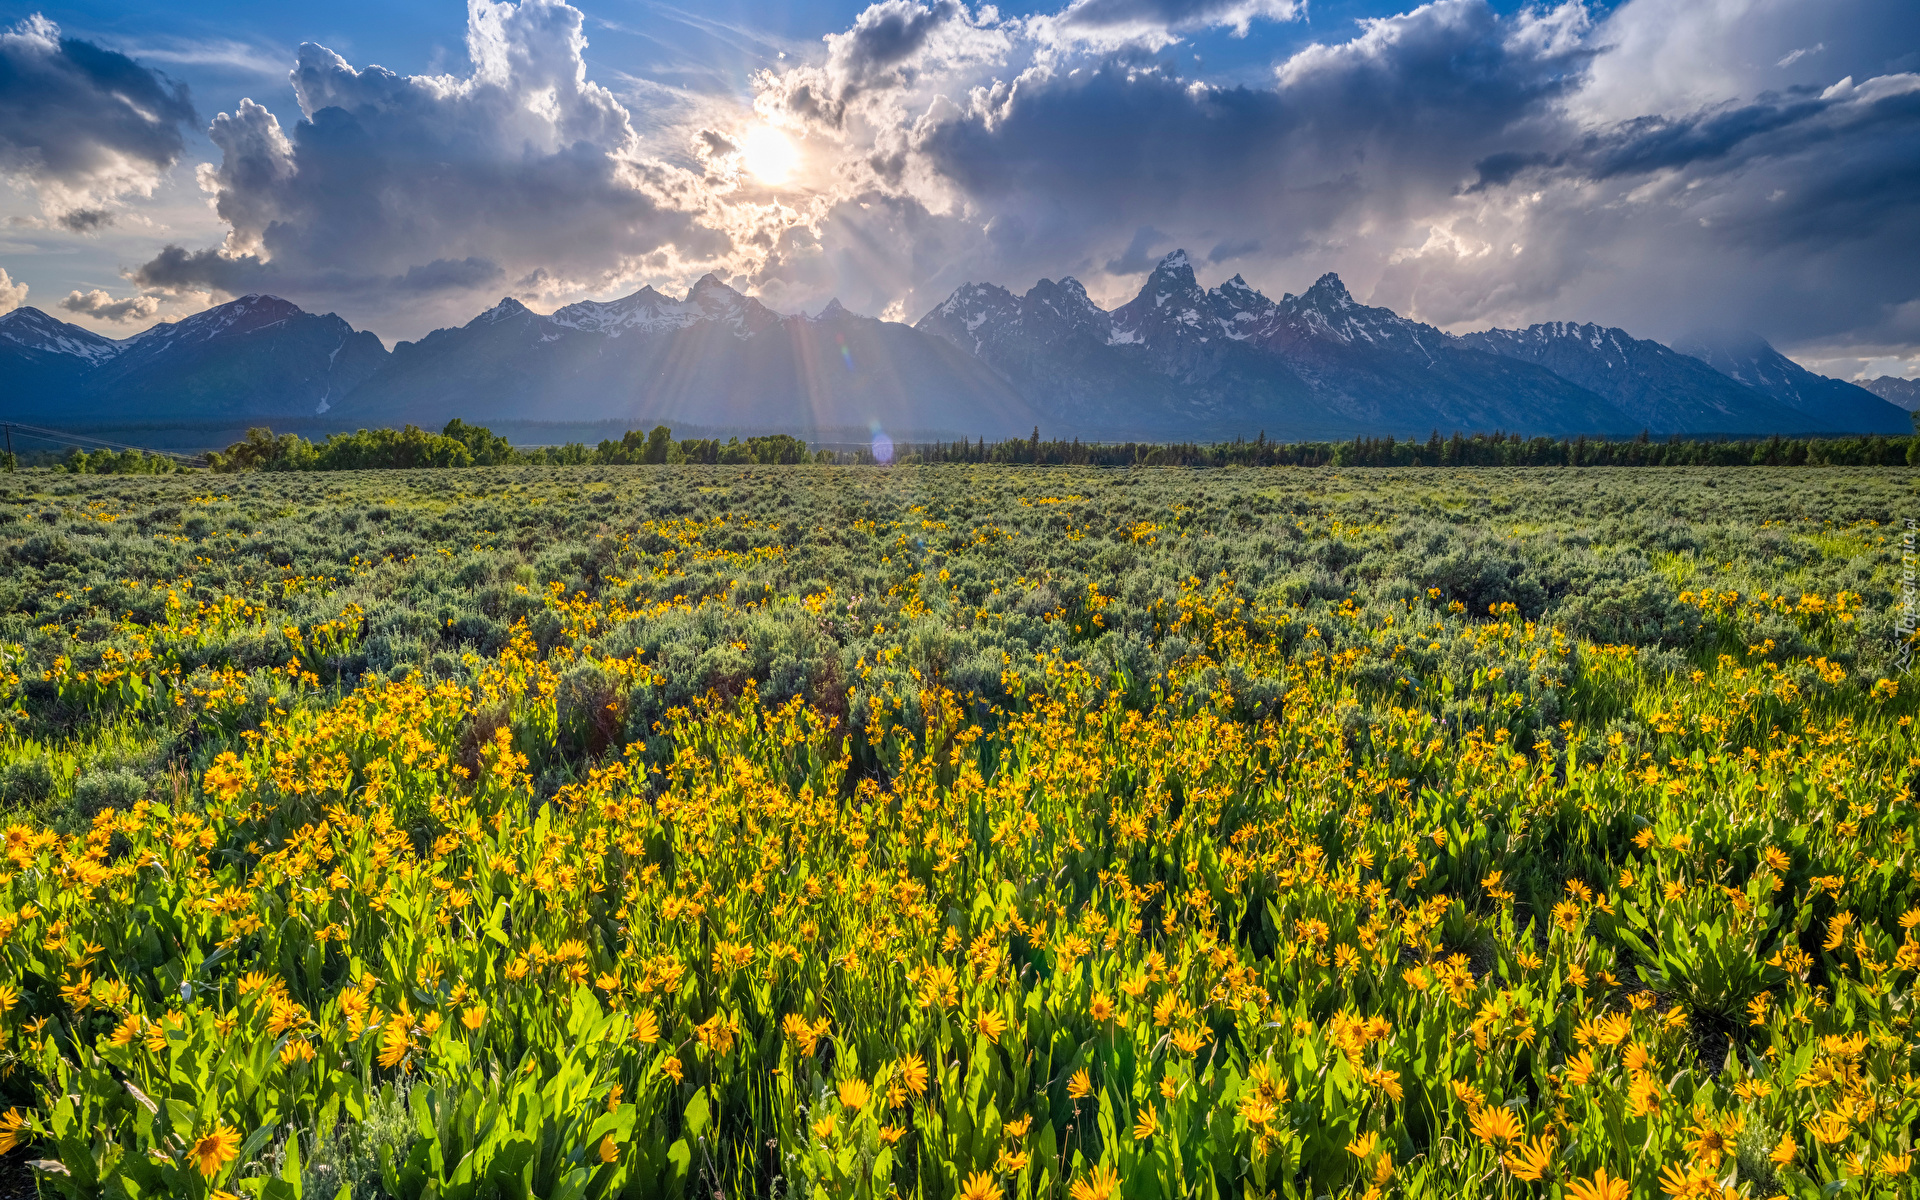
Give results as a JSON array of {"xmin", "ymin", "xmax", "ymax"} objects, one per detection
[
  {"xmin": 546, "ymin": 276, "xmax": 774, "ymax": 338},
  {"xmin": 1143, "ymin": 250, "xmax": 1202, "ymax": 297},
  {"xmin": 1298, "ymin": 272, "xmax": 1354, "ymax": 310},
  {"xmin": 475, "ymin": 297, "xmax": 533, "ymax": 325}
]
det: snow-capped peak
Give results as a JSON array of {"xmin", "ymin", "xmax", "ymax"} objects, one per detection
[
  {"xmin": 548, "ymin": 276, "xmax": 772, "ymax": 337},
  {"xmin": 0, "ymin": 306, "xmax": 124, "ymax": 363},
  {"xmin": 1301, "ymin": 273, "xmax": 1354, "ymax": 310},
  {"xmin": 474, "ymin": 297, "xmax": 532, "ymax": 325}
]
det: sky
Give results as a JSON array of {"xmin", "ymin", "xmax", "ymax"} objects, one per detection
[{"xmin": 0, "ymin": 0, "xmax": 1915, "ymax": 381}]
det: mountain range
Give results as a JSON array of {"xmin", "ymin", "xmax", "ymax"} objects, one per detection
[{"xmin": 2, "ymin": 250, "xmax": 1911, "ymax": 442}]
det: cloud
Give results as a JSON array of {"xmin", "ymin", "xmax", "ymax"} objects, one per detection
[
  {"xmin": 1778, "ymin": 43, "xmax": 1823, "ymax": 69},
  {"xmin": 132, "ymin": 0, "xmax": 808, "ymax": 338},
  {"xmin": 730, "ymin": 0, "xmax": 1918, "ymax": 364},
  {"xmin": 1048, "ymin": 0, "xmax": 1302, "ymax": 48},
  {"xmin": 60, "ymin": 288, "xmax": 162, "ymax": 323},
  {"xmin": 0, "ymin": 14, "xmax": 195, "ymax": 230},
  {"xmin": 753, "ymin": 0, "xmax": 1009, "ymax": 131},
  {"xmin": 0, "ymin": 267, "xmax": 25, "ymax": 313}
]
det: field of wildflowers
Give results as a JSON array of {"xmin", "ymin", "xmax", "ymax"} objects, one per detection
[{"xmin": 0, "ymin": 463, "xmax": 1914, "ymax": 1200}]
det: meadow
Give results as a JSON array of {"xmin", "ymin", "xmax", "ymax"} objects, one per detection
[{"xmin": 0, "ymin": 463, "xmax": 1914, "ymax": 1200}]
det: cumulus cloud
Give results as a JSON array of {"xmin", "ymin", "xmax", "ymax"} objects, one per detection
[
  {"xmin": 132, "ymin": 0, "xmax": 808, "ymax": 337},
  {"xmin": 92, "ymin": 0, "xmax": 1918, "ymax": 365},
  {"xmin": 732, "ymin": 0, "xmax": 1919, "ymax": 363},
  {"xmin": 0, "ymin": 14, "xmax": 195, "ymax": 231},
  {"xmin": 0, "ymin": 267, "xmax": 25, "ymax": 313},
  {"xmin": 60, "ymin": 288, "xmax": 162, "ymax": 323}
]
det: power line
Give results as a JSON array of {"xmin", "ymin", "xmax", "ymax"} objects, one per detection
[{"xmin": 1, "ymin": 422, "xmax": 206, "ymax": 465}]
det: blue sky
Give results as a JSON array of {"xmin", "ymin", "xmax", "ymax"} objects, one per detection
[{"xmin": 1, "ymin": 0, "xmax": 1915, "ymax": 379}]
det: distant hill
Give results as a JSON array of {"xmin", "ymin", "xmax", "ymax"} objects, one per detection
[{"xmin": 1, "ymin": 258, "xmax": 1911, "ymax": 441}]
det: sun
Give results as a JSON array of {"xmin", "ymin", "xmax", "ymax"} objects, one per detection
[{"xmin": 738, "ymin": 124, "xmax": 801, "ymax": 187}]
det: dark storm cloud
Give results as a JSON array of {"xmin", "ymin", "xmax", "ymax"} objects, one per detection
[
  {"xmin": 0, "ymin": 15, "xmax": 195, "ymax": 225},
  {"xmin": 914, "ymin": 0, "xmax": 1585, "ymax": 239}
]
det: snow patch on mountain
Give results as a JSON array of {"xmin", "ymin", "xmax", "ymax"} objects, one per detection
[{"xmin": 0, "ymin": 307, "xmax": 124, "ymax": 363}]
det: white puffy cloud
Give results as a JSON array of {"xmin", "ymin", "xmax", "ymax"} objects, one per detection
[
  {"xmin": 134, "ymin": 0, "xmax": 813, "ymax": 338},
  {"xmin": 59, "ymin": 288, "xmax": 162, "ymax": 323},
  {"xmin": 0, "ymin": 14, "xmax": 196, "ymax": 231},
  {"xmin": 0, "ymin": 267, "xmax": 25, "ymax": 313}
]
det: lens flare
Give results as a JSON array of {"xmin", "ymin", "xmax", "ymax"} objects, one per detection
[{"xmin": 739, "ymin": 125, "xmax": 800, "ymax": 186}]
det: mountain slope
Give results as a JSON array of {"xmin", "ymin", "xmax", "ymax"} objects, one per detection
[
  {"xmin": 79, "ymin": 295, "xmax": 389, "ymax": 421},
  {"xmin": 329, "ymin": 276, "xmax": 1040, "ymax": 438},
  {"xmin": 1675, "ymin": 336, "xmax": 1911, "ymax": 434},
  {"xmin": 0, "ymin": 308, "xmax": 123, "ymax": 415},
  {"xmin": 1460, "ymin": 322, "xmax": 1809, "ymax": 435}
]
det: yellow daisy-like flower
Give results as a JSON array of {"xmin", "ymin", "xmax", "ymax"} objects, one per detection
[
  {"xmin": 189, "ymin": 1123, "xmax": 241, "ymax": 1179},
  {"xmin": 1132, "ymin": 1104, "xmax": 1159, "ymax": 1142}
]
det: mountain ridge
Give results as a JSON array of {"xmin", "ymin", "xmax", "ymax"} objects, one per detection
[{"xmin": 2, "ymin": 256, "xmax": 1911, "ymax": 441}]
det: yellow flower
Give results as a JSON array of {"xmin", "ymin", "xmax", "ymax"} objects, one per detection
[
  {"xmin": 190, "ymin": 1123, "xmax": 241, "ymax": 1179},
  {"xmin": 1068, "ymin": 1164, "xmax": 1122, "ymax": 1200},
  {"xmin": 975, "ymin": 1007, "xmax": 1008, "ymax": 1044},
  {"xmin": 1626, "ymin": 1073, "xmax": 1663, "ymax": 1118},
  {"xmin": 1808, "ymin": 1112, "xmax": 1851, "ymax": 1145},
  {"xmin": 0, "ymin": 1109, "xmax": 33, "ymax": 1154},
  {"xmin": 1564, "ymin": 1051, "xmax": 1597, "ymax": 1088},
  {"xmin": 1657, "ymin": 1161, "xmax": 1719, "ymax": 1198},
  {"xmin": 837, "ymin": 1078, "xmax": 871, "ymax": 1112},
  {"xmin": 1469, "ymin": 1105, "xmax": 1524, "ymax": 1145},
  {"xmin": 631, "ymin": 1011, "xmax": 659, "ymax": 1045},
  {"xmin": 957, "ymin": 1170, "xmax": 998, "ymax": 1200},
  {"xmin": 60, "ymin": 970, "xmax": 92, "ymax": 1012},
  {"xmin": 879, "ymin": 1125, "xmax": 906, "ymax": 1145},
  {"xmin": 1132, "ymin": 1104, "xmax": 1159, "ymax": 1142},
  {"xmin": 1506, "ymin": 1133, "xmax": 1555, "ymax": 1182},
  {"xmin": 597, "ymin": 1135, "xmax": 619, "ymax": 1164},
  {"xmin": 1769, "ymin": 1134, "xmax": 1797, "ymax": 1167},
  {"xmin": 1565, "ymin": 1168, "xmax": 1630, "ymax": 1200},
  {"xmin": 1068, "ymin": 1067, "xmax": 1093, "ymax": 1099},
  {"xmin": 1088, "ymin": 993, "xmax": 1114, "ymax": 1022},
  {"xmin": 1878, "ymin": 1152, "xmax": 1911, "ymax": 1176},
  {"xmin": 1349, "ymin": 1131, "xmax": 1379, "ymax": 1159},
  {"xmin": 900, "ymin": 1053, "xmax": 929, "ymax": 1098},
  {"xmin": 378, "ymin": 1020, "xmax": 412, "ymax": 1069}
]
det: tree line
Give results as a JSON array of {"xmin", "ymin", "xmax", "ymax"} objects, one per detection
[{"xmin": 38, "ymin": 419, "xmax": 1920, "ymax": 473}]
